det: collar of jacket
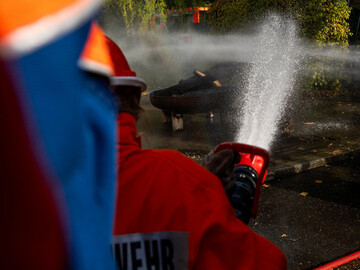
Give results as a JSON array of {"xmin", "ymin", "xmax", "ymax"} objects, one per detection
[{"xmin": 117, "ymin": 112, "xmax": 142, "ymax": 151}]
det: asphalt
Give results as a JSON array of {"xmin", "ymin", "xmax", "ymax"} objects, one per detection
[
  {"xmin": 265, "ymin": 98, "xmax": 360, "ymax": 181},
  {"xmin": 139, "ymin": 94, "xmax": 360, "ymax": 269},
  {"xmin": 140, "ymin": 95, "xmax": 360, "ymax": 175},
  {"xmin": 264, "ymin": 98, "xmax": 360, "ymax": 269}
]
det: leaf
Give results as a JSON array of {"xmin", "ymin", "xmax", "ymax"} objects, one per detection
[
  {"xmin": 298, "ymin": 147, "xmax": 304, "ymax": 150},
  {"xmin": 304, "ymin": 122, "xmax": 315, "ymax": 125},
  {"xmin": 300, "ymin": 192, "xmax": 308, "ymax": 196},
  {"xmin": 329, "ymin": 149, "xmax": 342, "ymax": 155},
  {"xmin": 314, "ymin": 135, "xmax": 325, "ymax": 140},
  {"xmin": 281, "ymin": 234, "xmax": 288, "ymax": 237},
  {"xmin": 263, "ymin": 184, "xmax": 270, "ymax": 188},
  {"xmin": 290, "ymin": 238, "xmax": 300, "ymax": 242},
  {"xmin": 212, "ymin": 80, "xmax": 222, "ymax": 87},
  {"xmin": 315, "ymin": 180, "xmax": 323, "ymax": 184},
  {"xmin": 311, "ymin": 149, "xmax": 318, "ymax": 153}
]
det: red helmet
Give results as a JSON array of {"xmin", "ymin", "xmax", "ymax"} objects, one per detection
[{"xmin": 105, "ymin": 36, "xmax": 146, "ymax": 92}]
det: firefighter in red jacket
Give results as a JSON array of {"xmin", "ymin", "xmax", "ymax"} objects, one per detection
[{"xmin": 107, "ymin": 36, "xmax": 287, "ymax": 269}]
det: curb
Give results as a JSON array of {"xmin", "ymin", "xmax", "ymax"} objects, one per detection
[{"xmin": 266, "ymin": 147, "xmax": 360, "ymax": 181}]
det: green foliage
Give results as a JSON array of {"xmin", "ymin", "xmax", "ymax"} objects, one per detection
[
  {"xmin": 208, "ymin": 0, "xmax": 299, "ymax": 33},
  {"xmin": 102, "ymin": 0, "xmax": 212, "ymax": 32},
  {"xmin": 299, "ymin": 0, "xmax": 352, "ymax": 45},
  {"xmin": 302, "ymin": 55, "xmax": 349, "ymax": 97},
  {"xmin": 297, "ymin": 1, "xmax": 352, "ymax": 95},
  {"xmin": 102, "ymin": 0, "xmax": 131, "ymax": 29},
  {"xmin": 207, "ymin": 0, "xmax": 249, "ymax": 32},
  {"xmin": 208, "ymin": 0, "xmax": 352, "ymax": 45},
  {"xmin": 139, "ymin": 0, "xmax": 168, "ymax": 31},
  {"xmin": 208, "ymin": 0, "xmax": 353, "ymax": 96},
  {"xmin": 165, "ymin": 0, "xmax": 210, "ymax": 9},
  {"xmin": 246, "ymin": 0, "xmax": 300, "ymax": 18},
  {"xmin": 103, "ymin": 0, "xmax": 168, "ymax": 32}
]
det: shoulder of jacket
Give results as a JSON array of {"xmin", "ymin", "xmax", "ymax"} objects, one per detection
[
  {"xmin": 149, "ymin": 149, "xmax": 227, "ymax": 196},
  {"xmin": 151, "ymin": 149, "xmax": 204, "ymax": 171}
]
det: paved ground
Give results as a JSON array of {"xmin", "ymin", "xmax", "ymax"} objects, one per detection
[
  {"xmin": 138, "ymin": 94, "xmax": 360, "ymax": 269},
  {"xmin": 251, "ymin": 157, "xmax": 360, "ymax": 269},
  {"xmin": 267, "ymin": 98, "xmax": 360, "ymax": 181},
  {"xmin": 139, "ymin": 95, "xmax": 360, "ymax": 174}
]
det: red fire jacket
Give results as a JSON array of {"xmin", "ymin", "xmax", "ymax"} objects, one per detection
[{"xmin": 113, "ymin": 112, "xmax": 287, "ymax": 270}]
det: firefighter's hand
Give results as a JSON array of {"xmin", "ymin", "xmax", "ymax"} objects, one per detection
[{"xmin": 202, "ymin": 149, "xmax": 238, "ymax": 194}]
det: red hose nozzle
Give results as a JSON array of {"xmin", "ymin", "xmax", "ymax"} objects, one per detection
[{"xmin": 215, "ymin": 142, "xmax": 270, "ymax": 218}]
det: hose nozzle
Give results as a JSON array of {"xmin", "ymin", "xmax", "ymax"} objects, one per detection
[{"xmin": 215, "ymin": 143, "xmax": 270, "ymax": 219}]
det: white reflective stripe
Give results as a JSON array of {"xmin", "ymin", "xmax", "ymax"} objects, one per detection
[
  {"xmin": 112, "ymin": 231, "xmax": 189, "ymax": 270},
  {"xmin": 0, "ymin": 0, "xmax": 102, "ymax": 59},
  {"xmin": 78, "ymin": 59, "xmax": 114, "ymax": 77}
]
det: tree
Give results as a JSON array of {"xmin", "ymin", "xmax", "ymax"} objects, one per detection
[
  {"xmin": 299, "ymin": 0, "xmax": 352, "ymax": 45},
  {"xmin": 102, "ymin": 0, "xmax": 135, "ymax": 29},
  {"xmin": 208, "ymin": 0, "xmax": 300, "ymax": 33},
  {"xmin": 207, "ymin": 0, "xmax": 249, "ymax": 32},
  {"xmin": 165, "ymin": 0, "xmax": 212, "ymax": 9},
  {"xmin": 208, "ymin": 0, "xmax": 353, "ymax": 97},
  {"xmin": 297, "ymin": 1, "xmax": 352, "ymax": 96},
  {"xmin": 103, "ymin": 0, "xmax": 168, "ymax": 32},
  {"xmin": 208, "ymin": 0, "xmax": 352, "ymax": 46}
]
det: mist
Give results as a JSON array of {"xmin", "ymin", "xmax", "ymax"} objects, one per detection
[
  {"xmin": 103, "ymin": 13, "xmax": 360, "ymax": 151},
  {"xmin": 104, "ymin": 15, "xmax": 360, "ymax": 91},
  {"xmin": 105, "ymin": 30, "xmax": 258, "ymax": 90}
]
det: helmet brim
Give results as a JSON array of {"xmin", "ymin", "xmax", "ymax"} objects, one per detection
[{"xmin": 110, "ymin": 76, "xmax": 147, "ymax": 92}]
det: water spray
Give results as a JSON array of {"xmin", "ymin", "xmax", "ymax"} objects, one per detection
[
  {"xmin": 215, "ymin": 15, "xmax": 296, "ymax": 222},
  {"xmin": 235, "ymin": 14, "xmax": 300, "ymax": 151}
]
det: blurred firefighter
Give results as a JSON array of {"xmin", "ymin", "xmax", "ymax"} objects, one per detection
[
  {"xmin": 0, "ymin": 0, "xmax": 117, "ymax": 269},
  {"xmin": 107, "ymin": 36, "xmax": 287, "ymax": 270}
]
